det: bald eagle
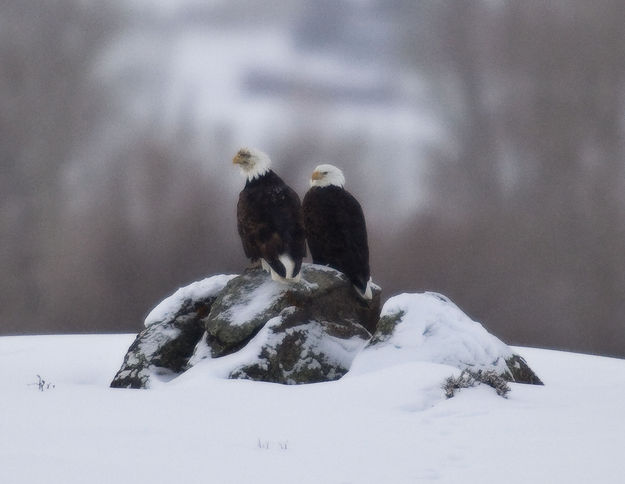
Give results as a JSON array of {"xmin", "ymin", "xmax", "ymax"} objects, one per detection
[
  {"xmin": 302, "ymin": 164, "xmax": 372, "ymax": 299},
  {"xmin": 233, "ymin": 148, "xmax": 306, "ymax": 283}
]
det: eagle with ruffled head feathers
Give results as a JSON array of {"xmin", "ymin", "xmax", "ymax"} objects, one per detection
[{"xmin": 233, "ymin": 148, "xmax": 306, "ymax": 283}]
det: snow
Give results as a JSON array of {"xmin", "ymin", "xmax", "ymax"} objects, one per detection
[
  {"xmin": 144, "ymin": 274, "xmax": 237, "ymax": 326},
  {"xmin": 350, "ymin": 292, "xmax": 514, "ymax": 376},
  {"xmin": 1, "ymin": 333, "xmax": 624, "ymax": 483}
]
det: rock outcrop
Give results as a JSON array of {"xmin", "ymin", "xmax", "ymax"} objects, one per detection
[
  {"xmin": 110, "ymin": 275, "xmax": 236, "ymax": 389},
  {"xmin": 349, "ymin": 292, "xmax": 543, "ymax": 385},
  {"xmin": 111, "ymin": 265, "xmax": 381, "ymax": 388},
  {"xmin": 111, "ymin": 270, "xmax": 542, "ymax": 390}
]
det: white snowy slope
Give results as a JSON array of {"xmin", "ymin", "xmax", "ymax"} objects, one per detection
[{"xmin": 1, "ymin": 334, "xmax": 624, "ymax": 484}]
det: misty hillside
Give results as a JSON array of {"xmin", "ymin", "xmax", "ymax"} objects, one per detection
[{"xmin": 1, "ymin": 0, "xmax": 624, "ymax": 358}]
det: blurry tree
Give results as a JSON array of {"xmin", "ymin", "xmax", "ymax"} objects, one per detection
[
  {"xmin": 389, "ymin": 0, "xmax": 625, "ymax": 356},
  {"xmin": 1, "ymin": 0, "xmax": 623, "ymax": 359},
  {"xmin": 0, "ymin": 0, "xmax": 122, "ymax": 332},
  {"xmin": 0, "ymin": 0, "xmax": 237, "ymax": 334}
]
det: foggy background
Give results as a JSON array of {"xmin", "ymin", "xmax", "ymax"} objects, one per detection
[{"xmin": 1, "ymin": 0, "xmax": 624, "ymax": 358}]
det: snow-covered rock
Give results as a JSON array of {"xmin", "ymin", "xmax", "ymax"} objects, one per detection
[
  {"xmin": 190, "ymin": 264, "xmax": 380, "ymax": 383},
  {"xmin": 110, "ymin": 265, "xmax": 381, "ymax": 388},
  {"xmin": 143, "ymin": 275, "xmax": 237, "ymax": 327},
  {"xmin": 187, "ymin": 305, "xmax": 372, "ymax": 384},
  {"xmin": 110, "ymin": 274, "xmax": 235, "ymax": 389},
  {"xmin": 197, "ymin": 265, "xmax": 379, "ymax": 355},
  {"xmin": 349, "ymin": 292, "xmax": 542, "ymax": 385},
  {"xmin": 111, "ymin": 274, "xmax": 540, "ymax": 389}
]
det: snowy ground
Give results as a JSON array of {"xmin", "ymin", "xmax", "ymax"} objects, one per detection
[{"xmin": 1, "ymin": 334, "xmax": 624, "ymax": 484}]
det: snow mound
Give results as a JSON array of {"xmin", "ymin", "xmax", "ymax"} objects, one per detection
[
  {"xmin": 350, "ymin": 292, "xmax": 515, "ymax": 377},
  {"xmin": 144, "ymin": 274, "xmax": 237, "ymax": 326}
]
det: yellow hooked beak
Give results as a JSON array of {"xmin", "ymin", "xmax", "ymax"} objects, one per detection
[
  {"xmin": 311, "ymin": 171, "xmax": 323, "ymax": 181},
  {"xmin": 232, "ymin": 154, "xmax": 244, "ymax": 165}
]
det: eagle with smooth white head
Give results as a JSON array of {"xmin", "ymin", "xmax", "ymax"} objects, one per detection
[
  {"xmin": 233, "ymin": 148, "xmax": 306, "ymax": 283},
  {"xmin": 302, "ymin": 164, "xmax": 372, "ymax": 299}
]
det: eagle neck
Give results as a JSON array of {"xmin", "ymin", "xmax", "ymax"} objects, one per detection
[
  {"xmin": 312, "ymin": 185, "xmax": 343, "ymax": 193},
  {"xmin": 245, "ymin": 169, "xmax": 277, "ymax": 187}
]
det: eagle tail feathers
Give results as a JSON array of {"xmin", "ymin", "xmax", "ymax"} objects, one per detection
[
  {"xmin": 354, "ymin": 278, "xmax": 373, "ymax": 300},
  {"xmin": 261, "ymin": 254, "xmax": 302, "ymax": 283}
]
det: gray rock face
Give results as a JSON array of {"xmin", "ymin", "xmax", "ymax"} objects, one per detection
[
  {"xmin": 111, "ymin": 265, "xmax": 381, "ymax": 388},
  {"xmin": 190, "ymin": 265, "xmax": 380, "ymax": 383},
  {"xmin": 502, "ymin": 354, "xmax": 543, "ymax": 385},
  {"xmin": 109, "ymin": 318, "xmax": 203, "ymax": 389},
  {"xmin": 199, "ymin": 265, "xmax": 380, "ymax": 359},
  {"xmin": 110, "ymin": 275, "xmax": 235, "ymax": 389},
  {"xmin": 226, "ymin": 306, "xmax": 372, "ymax": 384}
]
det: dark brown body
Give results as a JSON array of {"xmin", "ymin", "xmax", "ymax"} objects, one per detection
[
  {"xmin": 302, "ymin": 185, "xmax": 370, "ymax": 293},
  {"xmin": 237, "ymin": 170, "xmax": 306, "ymax": 278}
]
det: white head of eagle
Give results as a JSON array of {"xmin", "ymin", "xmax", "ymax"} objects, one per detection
[
  {"xmin": 310, "ymin": 164, "xmax": 346, "ymax": 188},
  {"xmin": 232, "ymin": 147, "xmax": 271, "ymax": 181}
]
